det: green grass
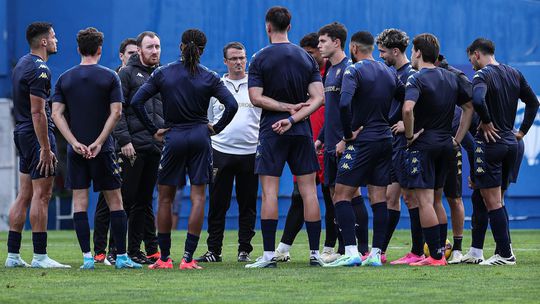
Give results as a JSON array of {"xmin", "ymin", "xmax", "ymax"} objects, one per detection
[{"xmin": 1, "ymin": 230, "xmax": 539, "ymax": 303}]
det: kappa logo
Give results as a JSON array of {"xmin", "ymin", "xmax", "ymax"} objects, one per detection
[
  {"xmin": 411, "ymin": 167, "xmax": 418, "ymax": 174},
  {"xmin": 476, "ymin": 157, "xmax": 483, "ymax": 164},
  {"xmin": 35, "ymin": 59, "xmax": 43, "ymax": 63},
  {"xmin": 38, "ymin": 64, "xmax": 48, "ymax": 70},
  {"xmin": 341, "ymin": 163, "xmax": 350, "ymax": 170},
  {"xmin": 475, "ymin": 147, "xmax": 484, "ymax": 153},
  {"xmin": 344, "ymin": 69, "xmax": 352, "ymax": 75},
  {"xmin": 136, "ymin": 72, "xmax": 144, "ymax": 78},
  {"xmin": 38, "ymin": 72, "xmax": 48, "ymax": 79},
  {"xmin": 476, "ymin": 167, "xmax": 485, "ymax": 174},
  {"xmin": 344, "ymin": 154, "xmax": 352, "ymax": 160},
  {"xmin": 346, "ymin": 145, "xmax": 355, "ymax": 151},
  {"xmin": 515, "ymin": 100, "xmax": 540, "ymax": 166},
  {"xmin": 411, "ymin": 157, "xmax": 418, "ymax": 164}
]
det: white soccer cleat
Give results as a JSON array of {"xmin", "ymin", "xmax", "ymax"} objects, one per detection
[
  {"xmin": 274, "ymin": 249, "xmax": 291, "ymax": 262},
  {"xmin": 5, "ymin": 254, "xmax": 31, "ymax": 268},
  {"xmin": 447, "ymin": 250, "xmax": 464, "ymax": 264},
  {"xmin": 245, "ymin": 257, "xmax": 277, "ymax": 268},
  {"xmin": 479, "ymin": 254, "xmax": 516, "ymax": 266},
  {"xmin": 320, "ymin": 248, "xmax": 341, "ymax": 263},
  {"xmin": 31, "ymin": 254, "xmax": 71, "ymax": 268},
  {"xmin": 460, "ymin": 250, "xmax": 485, "ymax": 264}
]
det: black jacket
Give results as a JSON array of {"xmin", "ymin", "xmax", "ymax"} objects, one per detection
[{"xmin": 114, "ymin": 54, "xmax": 164, "ymax": 154}]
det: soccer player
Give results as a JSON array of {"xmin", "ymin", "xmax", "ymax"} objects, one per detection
[
  {"xmin": 402, "ymin": 33, "xmax": 473, "ymax": 266},
  {"xmin": 466, "ymin": 38, "xmax": 539, "ymax": 265},
  {"xmin": 376, "ymin": 28, "xmax": 424, "ymax": 265},
  {"xmin": 131, "ymin": 29, "xmax": 238, "ymax": 270},
  {"xmin": 324, "ymin": 31, "xmax": 404, "ymax": 267},
  {"xmin": 5, "ymin": 22, "xmax": 70, "ymax": 268},
  {"xmin": 245, "ymin": 6, "xmax": 324, "ymax": 268},
  {"xmin": 196, "ymin": 42, "xmax": 261, "ymax": 263},
  {"xmin": 52, "ymin": 27, "xmax": 141, "ymax": 269}
]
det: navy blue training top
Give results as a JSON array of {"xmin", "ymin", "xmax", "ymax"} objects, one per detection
[
  {"xmin": 12, "ymin": 53, "xmax": 54, "ymax": 132},
  {"xmin": 52, "ymin": 64, "xmax": 124, "ymax": 152},
  {"xmin": 248, "ymin": 42, "xmax": 322, "ymax": 138},
  {"xmin": 340, "ymin": 59, "xmax": 405, "ymax": 143},
  {"xmin": 472, "ymin": 64, "xmax": 539, "ymax": 144},
  {"xmin": 323, "ymin": 57, "xmax": 352, "ymax": 151},
  {"xmin": 131, "ymin": 60, "xmax": 238, "ymax": 135},
  {"xmin": 388, "ymin": 62, "xmax": 416, "ymax": 149},
  {"xmin": 404, "ymin": 67, "xmax": 471, "ymax": 149}
]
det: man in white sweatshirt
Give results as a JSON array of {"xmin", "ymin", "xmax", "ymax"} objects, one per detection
[{"xmin": 196, "ymin": 42, "xmax": 261, "ymax": 263}]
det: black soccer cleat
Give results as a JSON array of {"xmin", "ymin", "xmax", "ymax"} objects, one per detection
[
  {"xmin": 237, "ymin": 251, "xmax": 251, "ymax": 262},
  {"xmin": 195, "ymin": 251, "xmax": 222, "ymax": 263}
]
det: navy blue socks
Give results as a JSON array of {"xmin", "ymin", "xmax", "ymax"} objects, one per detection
[{"xmin": 73, "ymin": 211, "xmax": 91, "ymax": 253}]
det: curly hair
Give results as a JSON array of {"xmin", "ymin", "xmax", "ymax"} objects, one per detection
[{"xmin": 376, "ymin": 28, "xmax": 409, "ymax": 53}]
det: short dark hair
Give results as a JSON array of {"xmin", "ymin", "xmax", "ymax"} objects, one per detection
[
  {"xmin": 265, "ymin": 6, "xmax": 291, "ymax": 32},
  {"xmin": 412, "ymin": 33, "xmax": 439, "ymax": 64},
  {"xmin": 26, "ymin": 22, "xmax": 52, "ymax": 48},
  {"xmin": 376, "ymin": 28, "xmax": 409, "ymax": 53},
  {"xmin": 223, "ymin": 42, "xmax": 245, "ymax": 58},
  {"xmin": 318, "ymin": 22, "xmax": 347, "ymax": 50},
  {"xmin": 119, "ymin": 38, "xmax": 136, "ymax": 54},
  {"xmin": 300, "ymin": 33, "xmax": 319, "ymax": 49},
  {"xmin": 351, "ymin": 31, "xmax": 374, "ymax": 53},
  {"xmin": 136, "ymin": 31, "xmax": 159, "ymax": 47},
  {"xmin": 466, "ymin": 38, "xmax": 495, "ymax": 55},
  {"xmin": 77, "ymin": 27, "xmax": 104, "ymax": 56}
]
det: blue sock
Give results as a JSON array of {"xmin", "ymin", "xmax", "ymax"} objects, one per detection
[
  {"xmin": 158, "ymin": 233, "xmax": 171, "ymax": 262},
  {"xmin": 371, "ymin": 202, "xmax": 388, "ymax": 250},
  {"xmin": 489, "ymin": 207, "xmax": 512, "ymax": 258},
  {"xmin": 409, "ymin": 207, "xmax": 424, "ymax": 256},
  {"xmin": 261, "ymin": 219, "xmax": 278, "ymax": 252},
  {"xmin": 334, "ymin": 201, "xmax": 357, "ymax": 246},
  {"xmin": 305, "ymin": 220, "xmax": 321, "ymax": 251},
  {"xmin": 32, "ymin": 232, "xmax": 47, "ymax": 255},
  {"xmin": 382, "ymin": 209, "xmax": 401, "ymax": 252},
  {"xmin": 183, "ymin": 233, "xmax": 200, "ymax": 262},
  {"xmin": 110, "ymin": 210, "xmax": 127, "ymax": 255},
  {"xmin": 422, "ymin": 225, "xmax": 442, "ymax": 260},
  {"xmin": 351, "ymin": 196, "xmax": 369, "ymax": 253},
  {"xmin": 471, "ymin": 189, "xmax": 488, "ymax": 249},
  {"xmin": 73, "ymin": 212, "xmax": 91, "ymax": 253},
  {"xmin": 7, "ymin": 231, "xmax": 22, "ymax": 254},
  {"xmin": 439, "ymin": 223, "xmax": 448, "ymax": 251}
]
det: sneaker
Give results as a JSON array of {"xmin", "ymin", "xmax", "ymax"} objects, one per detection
[
  {"xmin": 274, "ymin": 249, "xmax": 291, "ymax": 262},
  {"xmin": 31, "ymin": 255, "xmax": 71, "ymax": 268},
  {"xmin": 237, "ymin": 251, "xmax": 251, "ymax": 262},
  {"xmin": 362, "ymin": 253, "xmax": 383, "ymax": 267},
  {"xmin": 129, "ymin": 251, "xmax": 154, "ymax": 265},
  {"xmin": 149, "ymin": 258, "xmax": 173, "ymax": 269},
  {"xmin": 146, "ymin": 251, "xmax": 160, "ymax": 263},
  {"xmin": 447, "ymin": 250, "xmax": 464, "ymax": 264},
  {"xmin": 410, "ymin": 256, "xmax": 447, "ymax": 266},
  {"xmin": 115, "ymin": 255, "xmax": 142, "ymax": 269},
  {"xmin": 460, "ymin": 251, "xmax": 484, "ymax": 264},
  {"xmin": 195, "ymin": 251, "xmax": 222, "ymax": 263},
  {"xmin": 80, "ymin": 257, "xmax": 95, "ymax": 270},
  {"xmin": 5, "ymin": 254, "xmax": 30, "ymax": 268},
  {"xmin": 310, "ymin": 256, "xmax": 325, "ymax": 267},
  {"xmin": 180, "ymin": 258, "xmax": 203, "ymax": 270},
  {"xmin": 323, "ymin": 255, "xmax": 362, "ymax": 267},
  {"xmin": 245, "ymin": 257, "xmax": 277, "ymax": 268},
  {"xmin": 479, "ymin": 254, "xmax": 516, "ymax": 266},
  {"xmin": 390, "ymin": 252, "xmax": 425, "ymax": 265},
  {"xmin": 105, "ymin": 251, "xmax": 116, "ymax": 266},
  {"xmin": 320, "ymin": 248, "xmax": 340, "ymax": 263},
  {"xmin": 94, "ymin": 253, "xmax": 106, "ymax": 263}
]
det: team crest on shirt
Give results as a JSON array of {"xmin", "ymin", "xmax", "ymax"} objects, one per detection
[
  {"xmin": 38, "ymin": 72, "xmax": 48, "ymax": 79},
  {"xmin": 341, "ymin": 163, "xmax": 350, "ymax": 170}
]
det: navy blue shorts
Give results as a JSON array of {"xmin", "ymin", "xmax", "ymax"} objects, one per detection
[
  {"xmin": 443, "ymin": 148, "xmax": 463, "ymax": 198},
  {"xmin": 13, "ymin": 130, "xmax": 57, "ymax": 179},
  {"xmin": 473, "ymin": 139, "xmax": 518, "ymax": 190},
  {"xmin": 404, "ymin": 143, "xmax": 454, "ymax": 190},
  {"xmin": 66, "ymin": 147, "xmax": 121, "ymax": 191},
  {"xmin": 390, "ymin": 148, "xmax": 406, "ymax": 186},
  {"xmin": 324, "ymin": 151, "xmax": 339, "ymax": 187},
  {"xmin": 335, "ymin": 139, "xmax": 392, "ymax": 187},
  {"xmin": 509, "ymin": 138, "xmax": 525, "ymax": 184},
  {"xmin": 158, "ymin": 125, "xmax": 212, "ymax": 186},
  {"xmin": 255, "ymin": 135, "xmax": 319, "ymax": 177}
]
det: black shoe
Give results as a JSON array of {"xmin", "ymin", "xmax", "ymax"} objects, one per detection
[
  {"xmin": 129, "ymin": 251, "xmax": 154, "ymax": 265},
  {"xmin": 105, "ymin": 251, "xmax": 117, "ymax": 266},
  {"xmin": 237, "ymin": 251, "xmax": 251, "ymax": 262},
  {"xmin": 195, "ymin": 251, "xmax": 222, "ymax": 263}
]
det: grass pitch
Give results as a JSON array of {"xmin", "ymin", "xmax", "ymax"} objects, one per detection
[{"xmin": 1, "ymin": 230, "xmax": 539, "ymax": 303}]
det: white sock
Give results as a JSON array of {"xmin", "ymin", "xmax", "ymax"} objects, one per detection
[
  {"xmin": 83, "ymin": 252, "xmax": 92, "ymax": 259},
  {"xmin": 276, "ymin": 242, "xmax": 291, "ymax": 253},
  {"xmin": 369, "ymin": 247, "xmax": 381, "ymax": 257},
  {"xmin": 323, "ymin": 246, "xmax": 334, "ymax": 253},
  {"xmin": 263, "ymin": 251, "xmax": 275, "ymax": 261},
  {"xmin": 310, "ymin": 250, "xmax": 320, "ymax": 258},
  {"xmin": 345, "ymin": 245, "xmax": 359, "ymax": 257},
  {"xmin": 470, "ymin": 247, "xmax": 483, "ymax": 257}
]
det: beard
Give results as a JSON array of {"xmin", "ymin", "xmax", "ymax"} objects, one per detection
[{"xmin": 141, "ymin": 52, "xmax": 159, "ymax": 66}]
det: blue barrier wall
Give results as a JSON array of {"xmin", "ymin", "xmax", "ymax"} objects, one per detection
[{"xmin": 3, "ymin": 0, "xmax": 539, "ymax": 228}]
